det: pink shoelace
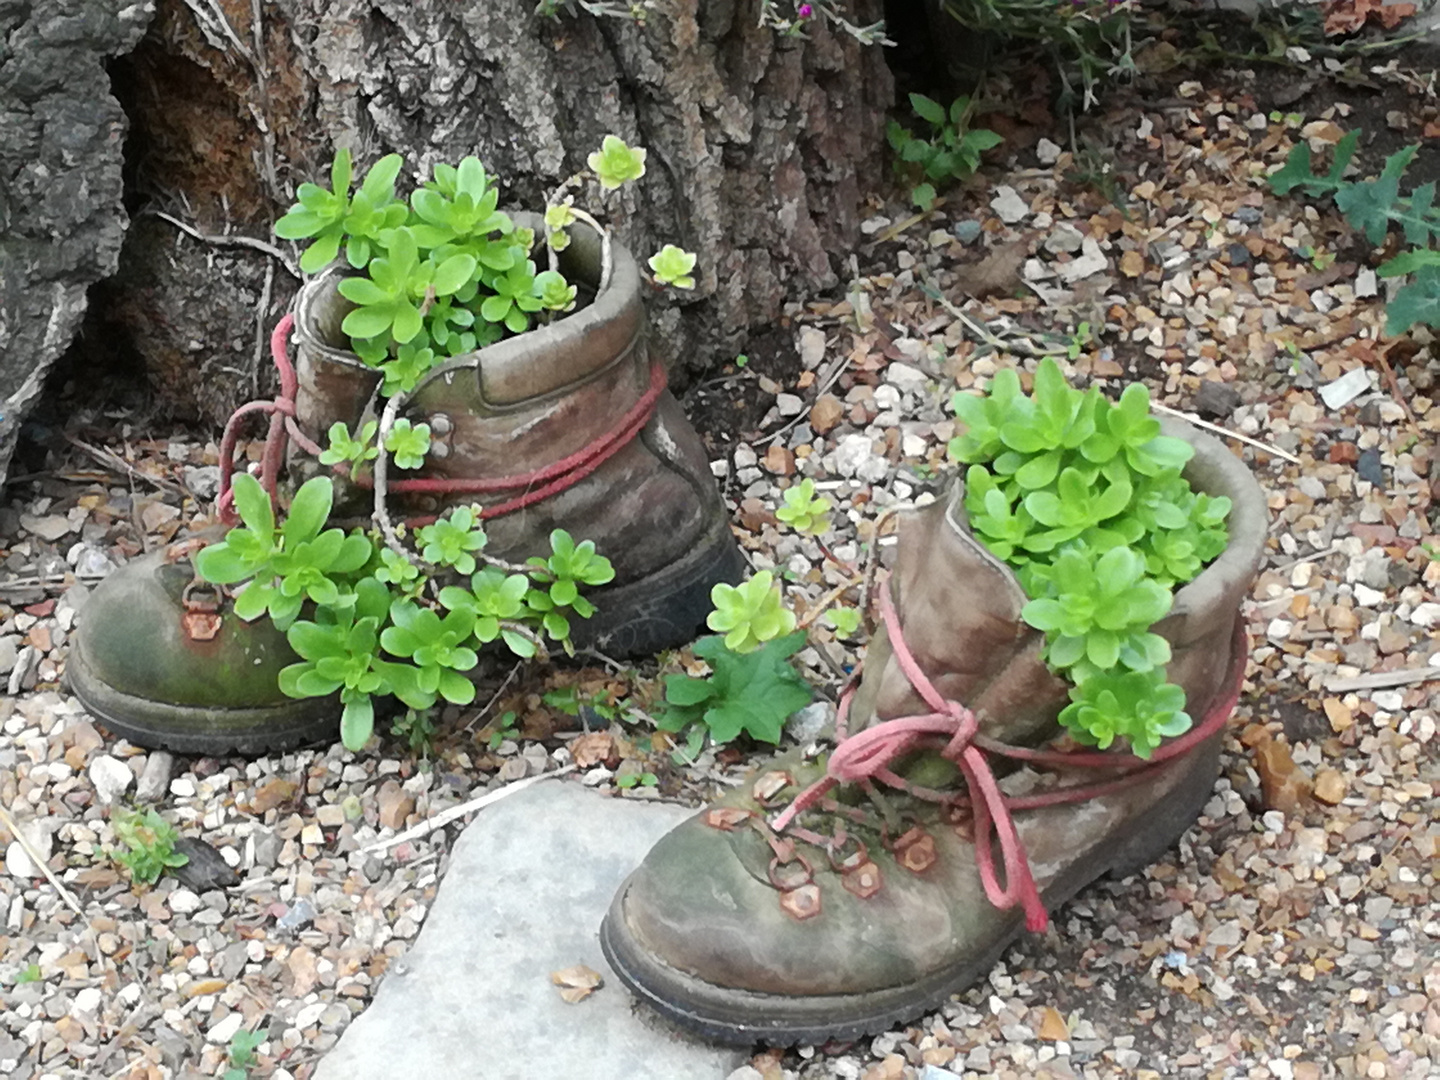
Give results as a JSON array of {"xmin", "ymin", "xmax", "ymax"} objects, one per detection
[
  {"xmin": 771, "ymin": 586, "xmax": 1247, "ymax": 933},
  {"xmin": 216, "ymin": 314, "xmax": 666, "ymax": 525}
]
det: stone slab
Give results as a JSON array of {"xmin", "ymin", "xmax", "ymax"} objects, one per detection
[{"xmin": 313, "ymin": 781, "xmax": 745, "ymax": 1080}]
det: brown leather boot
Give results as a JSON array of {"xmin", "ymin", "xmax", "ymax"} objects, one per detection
[
  {"xmin": 600, "ymin": 420, "xmax": 1267, "ymax": 1045},
  {"xmin": 68, "ymin": 226, "xmax": 742, "ymax": 754}
]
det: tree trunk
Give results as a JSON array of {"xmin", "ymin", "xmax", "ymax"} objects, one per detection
[
  {"xmin": 0, "ymin": 0, "xmax": 153, "ymax": 490},
  {"xmin": 96, "ymin": 0, "xmax": 894, "ymax": 427}
]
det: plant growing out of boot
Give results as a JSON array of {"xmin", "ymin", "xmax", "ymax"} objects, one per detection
[
  {"xmin": 196, "ymin": 472, "xmax": 614, "ymax": 751},
  {"xmin": 275, "ymin": 138, "xmax": 695, "ymax": 382},
  {"xmin": 950, "ymin": 358, "xmax": 1231, "ymax": 756}
]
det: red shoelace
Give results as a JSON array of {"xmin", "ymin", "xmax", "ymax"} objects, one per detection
[
  {"xmin": 217, "ymin": 313, "xmax": 665, "ymax": 525},
  {"xmin": 771, "ymin": 586, "xmax": 1247, "ymax": 932}
]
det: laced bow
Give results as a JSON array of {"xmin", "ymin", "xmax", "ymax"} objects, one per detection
[
  {"xmin": 217, "ymin": 313, "xmax": 665, "ymax": 526},
  {"xmin": 770, "ymin": 584, "xmax": 1246, "ymax": 934}
]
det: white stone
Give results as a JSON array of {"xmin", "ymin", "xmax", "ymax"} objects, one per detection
[
  {"xmin": 989, "ymin": 185, "xmax": 1030, "ymax": 225},
  {"xmin": 1353, "ymin": 583, "xmax": 1386, "ymax": 607},
  {"xmin": 1043, "ymin": 223, "xmax": 1085, "ymax": 255},
  {"xmin": 1409, "ymin": 602, "xmax": 1440, "ymax": 628},
  {"xmin": 884, "ymin": 361, "xmax": 929, "ymax": 394},
  {"xmin": 169, "ymin": 777, "xmax": 197, "ymax": 798},
  {"xmin": 1372, "ymin": 690, "xmax": 1404, "ymax": 711},
  {"xmin": 829, "ymin": 434, "xmax": 878, "ymax": 479},
  {"xmin": 168, "ymin": 888, "xmax": 202, "ymax": 915},
  {"xmin": 1319, "ymin": 367, "xmax": 1371, "ymax": 410},
  {"xmin": 6, "ymin": 842, "xmax": 38, "ymax": 880},
  {"xmin": 207, "ymin": 1011, "xmax": 245, "ymax": 1045},
  {"xmin": 1056, "ymin": 238, "xmax": 1108, "ymax": 284},
  {"xmin": 88, "ymin": 754, "xmax": 134, "ymax": 806},
  {"xmin": 1035, "ymin": 137, "xmax": 1062, "ymax": 165},
  {"xmin": 731, "ymin": 443, "xmax": 757, "ymax": 469},
  {"xmin": 775, "ymin": 393, "xmax": 805, "ymax": 417},
  {"xmin": 797, "ymin": 326, "xmax": 826, "ymax": 369},
  {"xmin": 1354, "ymin": 268, "xmax": 1377, "ymax": 298},
  {"xmin": 73, "ymin": 987, "xmax": 102, "ymax": 1014}
]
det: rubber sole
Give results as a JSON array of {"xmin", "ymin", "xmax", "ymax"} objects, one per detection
[
  {"xmin": 599, "ymin": 733, "xmax": 1225, "ymax": 1047},
  {"xmin": 572, "ymin": 511, "xmax": 745, "ymax": 657},
  {"xmin": 65, "ymin": 636, "xmax": 341, "ymax": 756}
]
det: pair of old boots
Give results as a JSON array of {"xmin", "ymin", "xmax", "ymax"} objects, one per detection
[
  {"xmin": 68, "ymin": 228, "xmax": 744, "ymax": 753},
  {"xmin": 69, "ymin": 223, "xmax": 1268, "ymax": 1044}
]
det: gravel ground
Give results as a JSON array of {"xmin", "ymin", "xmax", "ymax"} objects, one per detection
[{"xmin": 2, "ymin": 59, "xmax": 1438, "ymax": 1080}]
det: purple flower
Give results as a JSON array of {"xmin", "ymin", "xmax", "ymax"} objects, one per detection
[{"xmin": 798, "ymin": 3, "xmax": 813, "ymax": 17}]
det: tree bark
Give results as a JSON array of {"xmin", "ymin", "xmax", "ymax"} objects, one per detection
[
  {"xmin": 97, "ymin": 0, "xmax": 894, "ymax": 427},
  {"xmin": 0, "ymin": 0, "xmax": 153, "ymax": 490}
]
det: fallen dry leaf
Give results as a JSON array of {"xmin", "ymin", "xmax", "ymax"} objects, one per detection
[
  {"xmin": 1037, "ymin": 1005, "xmax": 1070, "ymax": 1041},
  {"xmin": 1119, "ymin": 249, "xmax": 1145, "ymax": 278},
  {"xmin": 1322, "ymin": 0, "xmax": 1415, "ymax": 35},
  {"xmin": 551, "ymin": 963, "xmax": 604, "ymax": 1003},
  {"xmin": 953, "ymin": 240, "xmax": 1028, "ymax": 300},
  {"xmin": 569, "ymin": 731, "xmax": 616, "ymax": 769}
]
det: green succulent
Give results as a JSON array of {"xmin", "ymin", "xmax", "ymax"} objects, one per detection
[
  {"xmin": 195, "ymin": 475, "xmax": 372, "ymax": 629},
  {"xmin": 415, "ymin": 506, "xmax": 488, "ymax": 575},
  {"xmin": 384, "ymin": 418, "xmax": 431, "ymax": 470},
  {"xmin": 588, "ymin": 134, "xmax": 647, "ymax": 190},
  {"xmin": 319, "ymin": 420, "xmax": 379, "ymax": 470},
  {"xmin": 706, "ymin": 571, "xmax": 797, "ymax": 654},
  {"xmin": 774, "ymin": 478, "xmax": 831, "ymax": 535},
  {"xmin": 1059, "ymin": 669, "xmax": 1191, "ymax": 759},
  {"xmin": 648, "ymin": 244, "xmax": 697, "ymax": 289}
]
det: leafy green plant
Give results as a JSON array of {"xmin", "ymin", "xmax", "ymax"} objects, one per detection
[
  {"xmin": 949, "ymin": 358, "xmax": 1230, "ymax": 757},
  {"xmin": 273, "ymin": 138, "xmax": 695, "ymax": 397},
  {"xmin": 824, "ymin": 606, "xmax": 862, "ymax": 637},
  {"xmin": 13, "ymin": 963, "xmax": 41, "ymax": 985},
  {"xmin": 616, "ymin": 769, "xmax": 659, "ymax": 790},
  {"xmin": 112, "ymin": 809, "xmax": 189, "ymax": 886},
  {"xmin": 1269, "ymin": 129, "xmax": 1440, "ymax": 335},
  {"xmin": 223, "ymin": 1027, "xmax": 267, "ymax": 1080},
  {"xmin": 392, "ymin": 708, "xmax": 438, "ymax": 756},
  {"xmin": 588, "ymin": 135, "xmax": 647, "ymax": 189},
  {"xmin": 648, "ymin": 245, "xmax": 697, "ymax": 289},
  {"xmin": 658, "ymin": 632, "xmax": 814, "ymax": 747},
  {"xmin": 483, "ymin": 710, "xmax": 519, "ymax": 751},
  {"xmin": 887, "ymin": 93, "xmax": 1003, "ymax": 210},
  {"xmin": 200, "ymin": 478, "xmax": 614, "ymax": 750},
  {"xmin": 775, "ymin": 478, "xmax": 832, "ymax": 535},
  {"xmin": 706, "ymin": 572, "xmax": 798, "ymax": 653}
]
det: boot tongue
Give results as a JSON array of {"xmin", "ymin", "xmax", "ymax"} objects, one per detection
[{"xmin": 847, "ymin": 485, "xmax": 1068, "ymax": 748}]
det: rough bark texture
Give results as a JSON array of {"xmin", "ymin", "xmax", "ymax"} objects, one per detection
[
  {"xmin": 0, "ymin": 0, "xmax": 153, "ymax": 489},
  {"xmin": 99, "ymin": 0, "xmax": 894, "ymax": 426}
]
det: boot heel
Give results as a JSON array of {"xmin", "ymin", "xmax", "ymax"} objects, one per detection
[{"xmin": 1105, "ymin": 735, "xmax": 1222, "ymax": 880}]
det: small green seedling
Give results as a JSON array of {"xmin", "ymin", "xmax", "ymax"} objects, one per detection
[
  {"xmin": 775, "ymin": 478, "xmax": 832, "ymax": 536},
  {"xmin": 223, "ymin": 1027, "xmax": 267, "ymax": 1080},
  {"xmin": 887, "ymin": 93, "xmax": 1003, "ymax": 210},
  {"xmin": 112, "ymin": 808, "xmax": 189, "ymax": 886}
]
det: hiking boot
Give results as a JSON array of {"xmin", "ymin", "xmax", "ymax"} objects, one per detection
[
  {"xmin": 599, "ymin": 419, "xmax": 1267, "ymax": 1045},
  {"xmin": 67, "ymin": 225, "xmax": 743, "ymax": 754}
]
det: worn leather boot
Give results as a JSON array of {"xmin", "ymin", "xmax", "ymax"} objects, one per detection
[
  {"xmin": 67, "ymin": 226, "xmax": 742, "ymax": 754},
  {"xmin": 600, "ymin": 420, "xmax": 1267, "ymax": 1045}
]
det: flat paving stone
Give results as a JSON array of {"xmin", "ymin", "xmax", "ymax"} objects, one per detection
[{"xmin": 313, "ymin": 781, "xmax": 745, "ymax": 1080}]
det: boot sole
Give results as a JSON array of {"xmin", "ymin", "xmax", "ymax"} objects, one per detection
[
  {"xmin": 599, "ymin": 731, "xmax": 1224, "ymax": 1047},
  {"xmin": 572, "ymin": 511, "xmax": 745, "ymax": 657},
  {"xmin": 65, "ymin": 637, "xmax": 340, "ymax": 756}
]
